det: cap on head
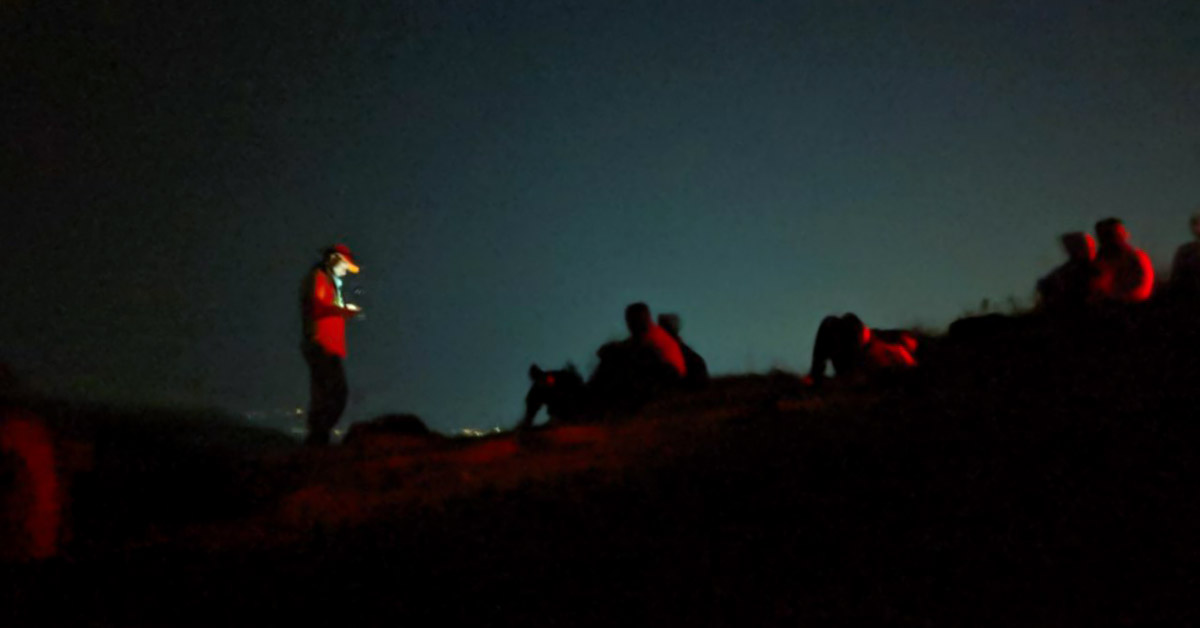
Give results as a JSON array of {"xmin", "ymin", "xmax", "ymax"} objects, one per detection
[{"xmin": 324, "ymin": 243, "xmax": 360, "ymax": 274}]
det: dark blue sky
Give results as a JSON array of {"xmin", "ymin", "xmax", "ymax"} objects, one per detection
[{"xmin": 4, "ymin": 0, "xmax": 1199, "ymax": 432}]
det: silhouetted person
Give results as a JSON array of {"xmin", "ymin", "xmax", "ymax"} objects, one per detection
[
  {"xmin": 806, "ymin": 313, "xmax": 917, "ymax": 385},
  {"xmin": 518, "ymin": 364, "xmax": 587, "ymax": 429},
  {"xmin": 1168, "ymin": 213, "xmax": 1200, "ymax": 301},
  {"xmin": 299, "ymin": 244, "xmax": 363, "ymax": 445},
  {"xmin": 626, "ymin": 302, "xmax": 687, "ymax": 378},
  {"xmin": 658, "ymin": 313, "xmax": 709, "ymax": 387},
  {"xmin": 587, "ymin": 302, "xmax": 687, "ymax": 412},
  {"xmin": 1036, "ymin": 232, "xmax": 1098, "ymax": 312},
  {"xmin": 1091, "ymin": 218, "xmax": 1154, "ymax": 303}
]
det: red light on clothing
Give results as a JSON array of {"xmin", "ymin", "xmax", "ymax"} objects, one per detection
[{"xmin": 0, "ymin": 411, "xmax": 63, "ymax": 560}]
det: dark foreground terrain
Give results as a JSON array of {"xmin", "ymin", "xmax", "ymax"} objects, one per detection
[{"xmin": 3, "ymin": 304, "xmax": 1200, "ymax": 626}]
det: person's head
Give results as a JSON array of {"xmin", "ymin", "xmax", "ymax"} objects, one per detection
[
  {"xmin": 1060, "ymin": 232, "xmax": 1097, "ymax": 262},
  {"xmin": 322, "ymin": 244, "xmax": 360, "ymax": 278},
  {"xmin": 1190, "ymin": 213, "xmax": 1200, "ymax": 240},
  {"xmin": 528, "ymin": 364, "xmax": 554, "ymax": 387},
  {"xmin": 841, "ymin": 313, "xmax": 870, "ymax": 348},
  {"xmin": 624, "ymin": 302, "xmax": 653, "ymax": 337},
  {"xmin": 657, "ymin": 313, "xmax": 682, "ymax": 338},
  {"xmin": 1095, "ymin": 218, "xmax": 1129, "ymax": 248}
]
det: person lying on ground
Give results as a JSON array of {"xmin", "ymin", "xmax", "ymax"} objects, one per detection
[{"xmin": 804, "ymin": 313, "xmax": 917, "ymax": 386}]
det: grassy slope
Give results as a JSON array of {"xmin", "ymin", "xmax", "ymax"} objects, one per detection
[{"xmin": 4, "ymin": 305, "xmax": 1200, "ymax": 626}]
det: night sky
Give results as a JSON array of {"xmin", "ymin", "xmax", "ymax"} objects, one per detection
[{"xmin": 4, "ymin": 1, "xmax": 1198, "ymax": 433}]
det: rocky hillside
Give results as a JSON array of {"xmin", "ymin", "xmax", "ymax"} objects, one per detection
[{"xmin": 3, "ymin": 303, "xmax": 1199, "ymax": 626}]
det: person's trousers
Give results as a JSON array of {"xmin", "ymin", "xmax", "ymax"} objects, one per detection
[
  {"xmin": 810, "ymin": 314, "xmax": 864, "ymax": 379},
  {"xmin": 304, "ymin": 346, "xmax": 348, "ymax": 445}
]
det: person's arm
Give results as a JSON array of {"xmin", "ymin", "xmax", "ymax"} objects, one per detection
[
  {"xmin": 1131, "ymin": 250, "xmax": 1155, "ymax": 302},
  {"xmin": 1088, "ymin": 262, "xmax": 1113, "ymax": 303},
  {"xmin": 311, "ymin": 275, "xmax": 360, "ymax": 318}
]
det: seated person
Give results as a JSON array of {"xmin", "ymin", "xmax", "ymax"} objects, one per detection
[
  {"xmin": 805, "ymin": 313, "xmax": 917, "ymax": 384},
  {"xmin": 518, "ymin": 364, "xmax": 586, "ymax": 429},
  {"xmin": 1036, "ymin": 232, "xmax": 1098, "ymax": 312},
  {"xmin": 626, "ymin": 302, "xmax": 686, "ymax": 378},
  {"xmin": 657, "ymin": 313, "xmax": 709, "ymax": 387},
  {"xmin": 1091, "ymin": 217, "xmax": 1154, "ymax": 303},
  {"xmin": 1168, "ymin": 213, "xmax": 1200, "ymax": 301},
  {"xmin": 587, "ymin": 302, "xmax": 686, "ymax": 409}
]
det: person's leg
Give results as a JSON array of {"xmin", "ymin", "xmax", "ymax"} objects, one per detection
[
  {"xmin": 520, "ymin": 385, "xmax": 545, "ymax": 430},
  {"xmin": 304, "ymin": 351, "xmax": 326, "ymax": 445},
  {"xmin": 830, "ymin": 314, "xmax": 867, "ymax": 376},
  {"xmin": 305, "ymin": 351, "xmax": 346, "ymax": 445},
  {"xmin": 809, "ymin": 315, "xmax": 845, "ymax": 380},
  {"xmin": 328, "ymin": 356, "xmax": 348, "ymax": 436}
]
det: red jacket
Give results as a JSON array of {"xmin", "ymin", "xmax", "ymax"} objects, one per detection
[
  {"xmin": 863, "ymin": 335, "xmax": 917, "ymax": 369},
  {"xmin": 643, "ymin": 323, "xmax": 687, "ymax": 377},
  {"xmin": 302, "ymin": 268, "xmax": 355, "ymax": 357},
  {"xmin": 1092, "ymin": 245, "xmax": 1154, "ymax": 303}
]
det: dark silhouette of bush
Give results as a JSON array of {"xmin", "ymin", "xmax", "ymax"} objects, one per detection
[{"xmin": 342, "ymin": 414, "xmax": 438, "ymax": 447}]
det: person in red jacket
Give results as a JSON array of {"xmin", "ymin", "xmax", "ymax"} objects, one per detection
[
  {"xmin": 300, "ymin": 244, "xmax": 362, "ymax": 445},
  {"xmin": 1091, "ymin": 217, "xmax": 1154, "ymax": 304},
  {"xmin": 624, "ymin": 302, "xmax": 687, "ymax": 379},
  {"xmin": 586, "ymin": 303, "xmax": 687, "ymax": 411}
]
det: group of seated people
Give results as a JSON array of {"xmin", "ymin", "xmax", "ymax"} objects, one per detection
[
  {"xmin": 806, "ymin": 214, "xmax": 1200, "ymax": 384},
  {"xmin": 1036, "ymin": 217, "xmax": 1155, "ymax": 310},
  {"xmin": 521, "ymin": 214, "xmax": 1198, "ymax": 426},
  {"xmin": 519, "ymin": 302, "xmax": 709, "ymax": 428}
]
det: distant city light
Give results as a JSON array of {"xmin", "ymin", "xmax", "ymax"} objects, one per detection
[{"xmin": 458, "ymin": 427, "xmax": 503, "ymax": 438}]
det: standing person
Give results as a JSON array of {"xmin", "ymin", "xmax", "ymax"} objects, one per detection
[{"xmin": 299, "ymin": 244, "xmax": 363, "ymax": 445}]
